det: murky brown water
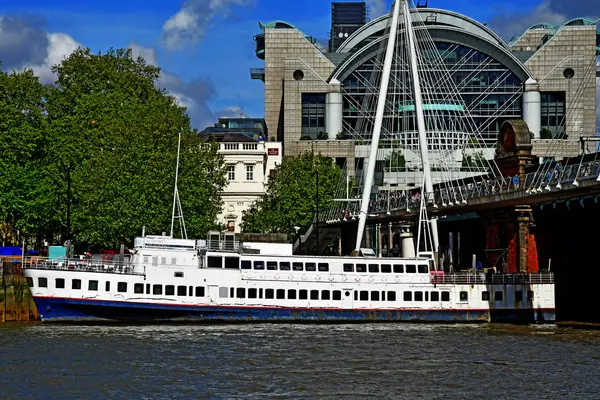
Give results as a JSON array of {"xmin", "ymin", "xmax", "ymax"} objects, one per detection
[{"xmin": 0, "ymin": 323, "xmax": 599, "ymax": 399}]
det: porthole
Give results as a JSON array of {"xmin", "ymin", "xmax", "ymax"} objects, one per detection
[
  {"xmin": 345, "ymin": 291, "xmax": 350, "ymax": 297},
  {"xmin": 293, "ymin": 70, "xmax": 304, "ymax": 81}
]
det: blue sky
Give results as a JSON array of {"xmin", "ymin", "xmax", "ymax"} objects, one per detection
[{"xmin": 0, "ymin": 0, "xmax": 594, "ymax": 130}]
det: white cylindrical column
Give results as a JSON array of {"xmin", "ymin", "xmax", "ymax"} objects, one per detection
[
  {"xmin": 325, "ymin": 84, "xmax": 343, "ymax": 140},
  {"xmin": 399, "ymin": 224, "xmax": 415, "ymax": 258},
  {"xmin": 523, "ymin": 78, "xmax": 541, "ymax": 139}
]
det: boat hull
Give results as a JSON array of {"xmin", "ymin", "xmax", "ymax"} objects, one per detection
[{"xmin": 33, "ymin": 297, "xmax": 555, "ymax": 324}]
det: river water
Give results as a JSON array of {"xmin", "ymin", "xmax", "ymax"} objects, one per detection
[{"xmin": 0, "ymin": 323, "xmax": 599, "ymax": 399}]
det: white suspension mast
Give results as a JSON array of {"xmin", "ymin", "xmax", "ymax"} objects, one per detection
[
  {"xmin": 354, "ymin": 0, "xmax": 402, "ymax": 251},
  {"xmin": 402, "ymin": 0, "xmax": 439, "ymax": 254}
]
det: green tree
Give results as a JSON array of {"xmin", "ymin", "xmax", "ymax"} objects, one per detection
[
  {"xmin": 461, "ymin": 151, "xmax": 487, "ymax": 170},
  {"xmin": 385, "ymin": 150, "xmax": 406, "ymax": 169},
  {"xmin": 0, "ymin": 68, "xmax": 53, "ymax": 245},
  {"xmin": 540, "ymin": 128, "xmax": 553, "ymax": 139},
  {"xmin": 44, "ymin": 48, "xmax": 225, "ymax": 247},
  {"xmin": 242, "ymin": 152, "xmax": 343, "ymax": 241}
]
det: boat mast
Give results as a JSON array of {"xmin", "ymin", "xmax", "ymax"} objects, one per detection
[
  {"xmin": 354, "ymin": 0, "xmax": 402, "ymax": 251},
  {"xmin": 170, "ymin": 131, "xmax": 187, "ymax": 239},
  {"xmin": 402, "ymin": 0, "xmax": 439, "ymax": 253}
]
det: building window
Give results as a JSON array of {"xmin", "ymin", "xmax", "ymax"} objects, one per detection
[
  {"xmin": 246, "ymin": 165, "xmax": 254, "ymax": 181},
  {"xmin": 227, "ymin": 165, "xmax": 235, "ymax": 181},
  {"xmin": 301, "ymin": 93, "xmax": 326, "ymax": 137},
  {"xmin": 540, "ymin": 92, "xmax": 566, "ymax": 138}
]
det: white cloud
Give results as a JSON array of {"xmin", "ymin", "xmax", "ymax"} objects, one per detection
[
  {"xmin": 161, "ymin": 0, "xmax": 249, "ymax": 51},
  {"xmin": 129, "ymin": 40, "xmax": 158, "ymax": 66},
  {"xmin": 367, "ymin": 0, "xmax": 388, "ymax": 19},
  {"xmin": 27, "ymin": 32, "xmax": 81, "ymax": 84},
  {"xmin": 215, "ymin": 105, "xmax": 246, "ymax": 119}
]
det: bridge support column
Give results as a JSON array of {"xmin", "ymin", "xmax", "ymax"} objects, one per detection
[{"xmin": 516, "ymin": 205, "xmax": 533, "ymax": 273}]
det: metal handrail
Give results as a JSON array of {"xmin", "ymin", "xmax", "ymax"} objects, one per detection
[
  {"xmin": 23, "ymin": 256, "xmax": 143, "ymax": 276},
  {"xmin": 431, "ymin": 272, "xmax": 554, "ymax": 285}
]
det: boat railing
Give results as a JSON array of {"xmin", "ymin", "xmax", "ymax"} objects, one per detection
[
  {"xmin": 199, "ymin": 239, "xmax": 242, "ymax": 252},
  {"xmin": 431, "ymin": 272, "xmax": 554, "ymax": 285},
  {"xmin": 23, "ymin": 256, "xmax": 144, "ymax": 276}
]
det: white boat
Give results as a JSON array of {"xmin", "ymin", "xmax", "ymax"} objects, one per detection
[
  {"xmin": 23, "ymin": 232, "xmax": 554, "ymax": 323},
  {"xmin": 22, "ymin": 0, "xmax": 556, "ymax": 323}
]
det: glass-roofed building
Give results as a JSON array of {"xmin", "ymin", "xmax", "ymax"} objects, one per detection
[{"xmin": 250, "ymin": 2, "xmax": 598, "ymax": 179}]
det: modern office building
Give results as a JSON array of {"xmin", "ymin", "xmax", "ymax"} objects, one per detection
[
  {"xmin": 329, "ymin": 2, "xmax": 367, "ymax": 53},
  {"xmin": 201, "ymin": 118, "xmax": 282, "ymax": 233},
  {"xmin": 250, "ymin": 2, "xmax": 598, "ymax": 182}
]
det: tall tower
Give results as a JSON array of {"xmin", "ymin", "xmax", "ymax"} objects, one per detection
[{"xmin": 329, "ymin": 2, "xmax": 367, "ymax": 53}]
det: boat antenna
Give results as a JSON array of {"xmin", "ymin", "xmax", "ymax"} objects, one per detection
[{"xmin": 170, "ymin": 130, "xmax": 188, "ymax": 239}]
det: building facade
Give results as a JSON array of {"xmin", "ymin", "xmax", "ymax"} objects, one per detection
[
  {"xmin": 250, "ymin": 4, "xmax": 598, "ymax": 184},
  {"xmin": 201, "ymin": 120, "xmax": 282, "ymax": 233}
]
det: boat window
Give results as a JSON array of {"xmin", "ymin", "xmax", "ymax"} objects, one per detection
[
  {"xmin": 360, "ymin": 291, "xmax": 368, "ymax": 301},
  {"xmin": 171, "ymin": 257, "xmax": 177, "ymax": 265},
  {"xmin": 188, "ymin": 286, "xmax": 193, "ymax": 296},
  {"xmin": 515, "ymin": 291, "xmax": 523, "ymax": 302},
  {"xmin": 482, "ymin": 291, "xmax": 490, "ymax": 301},
  {"xmin": 333, "ymin": 291, "xmax": 341, "ymax": 300},
  {"xmin": 406, "ymin": 264, "xmax": 417, "ymax": 273},
  {"xmin": 276, "ymin": 289, "xmax": 285, "ymax": 299},
  {"xmin": 248, "ymin": 288, "xmax": 257, "ymax": 298},
  {"xmin": 356, "ymin": 264, "xmax": 367, "ymax": 273},
  {"xmin": 230, "ymin": 288, "xmax": 234, "ymax": 297},
  {"xmin": 494, "ymin": 291, "xmax": 503, "ymax": 301},
  {"xmin": 153, "ymin": 285, "xmax": 163, "ymax": 295},
  {"xmin": 293, "ymin": 262, "xmax": 303, "ymax": 271},
  {"xmin": 279, "ymin": 262, "xmax": 291, "ymax": 271},
  {"xmin": 425, "ymin": 292, "xmax": 429, "ymax": 301},
  {"xmin": 305, "ymin": 263, "xmax": 316, "ymax": 271},
  {"xmin": 174, "ymin": 272, "xmax": 184, "ymax": 278},
  {"xmin": 528, "ymin": 291, "xmax": 534, "ymax": 301},
  {"xmin": 403, "ymin": 291, "xmax": 412, "ymax": 301},
  {"xmin": 321, "ymin": 290, "xmax": 330, "ymax": 300},
  {"xmin": 196, "ymin": 287, "xmax": 205, "ymax": 297},
  {"xmin": 288, "ymin": 289, "xmax": 297, "ymax": 299},
  {"xmin": 387, "ymin": 291, "xmax": 396, "ymax": 301},
  {"xmin": 265, "ymin": 289, "xmax": 274, "ymax": 299},
  {"xmin": 354, "ymin": 291, "xmax": 358, "ymax": 301},
  {"xmin": 418, "ymin": 264, "xmax": 428, "ymax": 273},
  {"xmin": 38, "ymin": 277, "xmax": 48, "ymax": 288},
  {"xmin": 72, "ymin": 279, "xmax": 81, "ymax": 290},
  {"xmin": 299, "ymin": 289, "xmax": 308, "ymax": 300},
  {"xmin": 431, "ymin": 291, "xmax": 439, "ymax": 301},
  {"xmin": 381, "ymin": 264, "xmax": 392, "ymax": 273},
  {"xmin": 381, "ymin": 291, "xmax": 386, "ymax": 301},
  {"xmin": 219, "ymin": 287, "xmax": 228, "ymax": 298},
  {"xmin": 207, "ymin": 256, "xmax": 222, "ymax": 269},
  {"xmin": 371, "ymin": 291, "xmax": 379, "ymax": 301},
  {"xmin": 147, "ymin": 284, "xmax": 152, "ymax": 294},
  {"xmin": 143, "ymin": 256, "xmax": 149, "ymax": 263},
  {"xmin": 267, "ymin": 261, "xmax": 277, "ymax": 270},
  {"xmin": 318, "ymin": 263, "xmax": 329, "ymax": 272},
  {"xmin": 117, "ymin": 282, "xmax": 127, "ymax": 293},
  {"xmin": 236, "ymin": 288, "xmax": 246, "ymax": 298},
  {"xmin": 393, "ymin": 264, "xmax": 404, "ymax": 273},
  {"xmin": 134, "ymin": 283, "xmax": 144, "ymax": 294},
  {"xmin": 310, "ymin": 290, "xmax": 319, "ymax": 300},
  {"xmin": 254, "ymin": 261, "xmax": 265, "ymax": 270},
  {"xmin": 415, "ymin": 291, "xmax": 424, "ymax": 301},
  {"xmin": 441, "ymin": 291, "xmax": 450, "ymax": 301},
  {"xmin": 177, "ymin": 286, "xmax": 187, "ymax": 296},
  {"xmin": 368, "ymin": 264, "xmax": 379, "ymax": 273},
  {"xmin": 55, "ymin": 278, "xmax": 65, "ymax": 289},
  {"xmin": 259, "ymin": 288, "xmax": 263, "ymax": 298},
  {"xmin": 241, "ymin": 260, "xmax": 251, "ymax": 270},
  {"xmin": 89, "ymin": 280, "xmax": 98, "ymax": 291},
  {"xmin": 152, "ymin": 256, "xmax": 158, "ymax": 266},
  {"xmin": 225, "ymin": 257, "xmax": 239, "ymax": 269},
  {"xmin": 165, "ymin": 285, "xmax": 175, "ymax": 296},
  {"xmin": 161, "ymin": 257, "xmax": 167, "ymax": 265},
  {"xmin": 105, "ymin": 281, "xmax": 110, "ymax": 291},
  {"xmin": 343, "ymin": 263, "xmax": 354, "ymax": 272}
]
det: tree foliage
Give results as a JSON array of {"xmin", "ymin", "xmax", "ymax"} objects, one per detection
[
  {"xmin": 461, "ymin": 151, "xmax": 487, "ymax": 170},
  {"xmin": 385, "ymin": 150, "xmax": 406, "ymax": 169},
  {"xmin": 242, "ymin": 152, "xmax": 343, "ymax": 241},
  {"xmin": 0, "ymin": 48, "xmax": 226, "ymax": 247}
]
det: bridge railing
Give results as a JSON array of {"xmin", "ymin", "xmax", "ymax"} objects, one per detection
[{"xmin": 325, "ymin": 159, "xmax": 600, "ymax": 223}]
